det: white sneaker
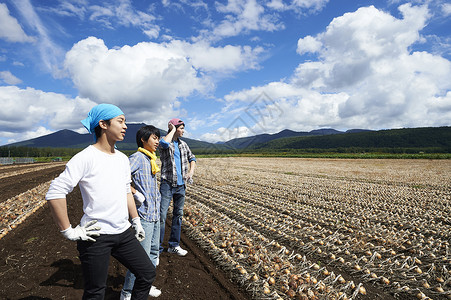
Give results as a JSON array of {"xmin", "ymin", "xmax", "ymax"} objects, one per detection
[
  {"xmin": 168, "ymin": 246, "xmax": 188, "ymax": 256},
  {"xmin": 120, "ymin": 291, "xmax": 131, "ymax": 300},
  {"xmin": 149, "ymin": 285, "xmax": 162, "ymax": 297},
  {"xmin": 156, "ymin": 257, "xmax": 159, "ymax": 266}
]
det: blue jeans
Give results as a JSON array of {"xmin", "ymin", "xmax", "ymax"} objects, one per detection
[
  {"xmin": 160, "ymin": 180, "xmax": 185, "ymax": 252},
  {"xmin": 77, "ymin": 227, "xmax": 155, "ymax": 300},
  {"xmin": 122, "ymin": 219, "xmax": 160, "ymax": 295}
]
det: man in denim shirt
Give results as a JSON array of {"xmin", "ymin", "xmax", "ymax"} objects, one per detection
[{"xmin": 159, "ymin": 118, "xmax": 196, "ymax": 256}]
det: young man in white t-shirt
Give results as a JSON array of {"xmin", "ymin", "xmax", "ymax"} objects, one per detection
[{"xmin": 46, "ymin": 104, "xmax": 155, "ymax": 300}]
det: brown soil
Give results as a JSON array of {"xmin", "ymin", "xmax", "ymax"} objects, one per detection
[
  {"xmin": 0, "ymin": 164, "xmax": 66, "ymax": 203},
  {"xmin": 0, "ymin": 164, "xmax": 249, "ymax": 300}
]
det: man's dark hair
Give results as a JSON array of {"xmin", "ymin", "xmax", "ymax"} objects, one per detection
[{"xmin": 136, "ymin": 125, "xmax": 161, "ymax": 148}]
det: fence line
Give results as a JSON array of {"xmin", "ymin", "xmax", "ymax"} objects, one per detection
[
  {"xmin": 0, "ymin": 157, "xmax": 14, "ymax": 165},
  {"xmin": 0, "ymin": 157, "xmax": 35, "ymax": 165}
]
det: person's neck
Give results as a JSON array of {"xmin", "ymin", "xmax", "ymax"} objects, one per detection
[
  {"xmin": 93, "ymin": 136, "xmax": 116, "ymax": 154},
  {"xmin": 172, "ymin": 136, "xmax": 179, "ymax": 142}
]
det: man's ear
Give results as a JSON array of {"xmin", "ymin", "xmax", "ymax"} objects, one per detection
[{"xmin": 99, "ymin": 120, "xmax": 108, "ymax": 129}]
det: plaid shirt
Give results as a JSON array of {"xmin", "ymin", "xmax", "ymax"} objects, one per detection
[
  {"xmin": 159, "ymin": 138, "xmax": 196, "ymax": 186},
  {"xmin": 129, "ymin": 151, "xmax": 161, "ymax": 222}
]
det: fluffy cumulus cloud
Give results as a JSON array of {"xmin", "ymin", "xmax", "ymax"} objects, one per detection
[
  {"xmin": 294, "ymin": 3, "xmax": 451, "ymax": 129},
  {"xmin": 203, "ymin": 4, "xmax": 451, "ymax": 142},
  {"xmin": 64, "ymin": 37, "xmax": 201, "ymax": 109},
  {"xmin": 0, "ymin": 3, "xmax": 34, "ymax": 43},
  {"xmin": 0, "ymin": 86, "xmax": 96, "ymax": 143},
  {"xmin": 63, "ymin": 36, "xmax": 263, "ymax": 122}
]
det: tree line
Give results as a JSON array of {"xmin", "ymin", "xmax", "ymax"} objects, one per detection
[{"xmin": 0, "ymin": 146, "xmax": 82, "ymax": 158}]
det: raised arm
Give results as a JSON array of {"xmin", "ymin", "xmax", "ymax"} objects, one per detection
[{"xmin": 162, "ymin": 122, "xmax": 176, "ymax": 143}]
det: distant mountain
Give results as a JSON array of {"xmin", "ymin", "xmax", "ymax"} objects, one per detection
[
  {"xmin": 7, "ymin": 123, "xmax": 213, "ymax": 151},
  {"xmin": 4, "ymin": 126, "xmax": 450, "ymax": 154},
  {"xmin": 12, "ymin": 129, "xmax": 92, "ymax": 148},
  {"xmin": 345, "ymin": 129, "xmax": 373, "ymax": 134},
  {"xmin": 255, "ymin": 126, "xmax": 451, "ymax": 151},
  {"xmin": 223, "ymin": 128, "xmax": 345, "ymax": 149}
]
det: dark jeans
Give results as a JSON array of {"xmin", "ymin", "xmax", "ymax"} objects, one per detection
[
  {"xmin": 159, "ymin": 179, "xmax": 185, "ymax": 252},
  {"xmin": 77, "ymin": 227, "xmax": 155, "ymax": 300}
]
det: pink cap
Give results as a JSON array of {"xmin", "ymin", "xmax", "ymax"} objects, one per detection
[{"xmin": 169, "ymin": 118, "xmax": 184, "ymax": 126}]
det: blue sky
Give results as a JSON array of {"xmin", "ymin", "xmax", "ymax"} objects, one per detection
[{"xmin": 0, "ymin": 0, "xmax": 450, "ymax": 146}]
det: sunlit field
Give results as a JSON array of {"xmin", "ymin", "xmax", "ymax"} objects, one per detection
[
  {"xmin": 183, "ymin": 157, "xmax": 451, "ymax": 299},
  {"xmin": 1, "ymin": 158, "xmax": 449, "ymax": 299}
]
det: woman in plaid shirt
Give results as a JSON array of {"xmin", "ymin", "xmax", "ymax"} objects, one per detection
[{"xmin": 159, "ymin": 118, "xmax": 196, "ymax": 256}]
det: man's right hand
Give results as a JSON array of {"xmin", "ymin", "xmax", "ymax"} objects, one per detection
[{"xmin": 61, "ymin": 220, "xmax": 101, "ymax": 242}]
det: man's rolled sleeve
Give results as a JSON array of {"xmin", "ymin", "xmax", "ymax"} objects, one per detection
[{"xmin": 159, "ymin": 138, "xmax": 170, "ymax": 149}]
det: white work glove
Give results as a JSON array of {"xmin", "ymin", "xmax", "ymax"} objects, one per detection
[
  {"xmin": 133, "ymin": 191, "xmax": 145, "ymax": 207},
  {"xmin": 131, "ymin": 217, "xmax": 145, "ymax": 242},
  {"xmin": 61, "ymin": 220, "xmax": 101, "ymax": 242}
]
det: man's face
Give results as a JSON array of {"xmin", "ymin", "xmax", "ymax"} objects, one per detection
[
  {"xmin": 175, "ymin": 125, "xmax": 184, "ymax": 138},
  {"xmin": 103, "ymin": 115, "xmax": 127, "ymax": 142},
  {"xmin": 142, "ymin": 134, "xmax": 159, "ymax": 152}
]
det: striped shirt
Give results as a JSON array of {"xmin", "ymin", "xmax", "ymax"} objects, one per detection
[
  {"xmin": 129, "ymin": 151, "xmax": 161, "ymax": 222},
  {"xmin": 159, "ymin": 138, "xmax": 196, "ymax": 187}
]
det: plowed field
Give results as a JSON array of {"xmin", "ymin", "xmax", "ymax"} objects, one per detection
[
  {"xmin": 1, "ymin": 158, "xmax": 450, "ymax": 300},
  {"xmin": 0, "ymin": 162, "xmax": 248, "ymax": 300}
]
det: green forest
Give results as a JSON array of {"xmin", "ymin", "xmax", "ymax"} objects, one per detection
[{"xmin": 1, "ymin": 126, "xmax": 450, "ymax": 159}]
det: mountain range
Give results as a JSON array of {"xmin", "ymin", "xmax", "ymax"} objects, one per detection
[
  {"xmin": 4, "ymin": 124, "xmax": 370, "ymax": 150},
  {"xmin": 3, "ymin": 124, "xmax": 450, "ymax": 153}
]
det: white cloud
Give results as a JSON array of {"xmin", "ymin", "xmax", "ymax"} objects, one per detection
[
  {"xmin": 212, "ymin": 4, "xmax": 451, "ymax": 141},
  {"xmin": 0, "ymin": 71, "xmax": 22, "ymax": 85},
  {"xmin": 442, "ymin": 3, "xmax": 451, "ymax": 17},
  {"xmin": 195, "ymin": 0, "xmax": 285, "ymax": 41},
  {"xmin": 43, "ymin": 1, "xmax": 159, "ymax": 38},
  {"xmin": 20, "ymin": 126, "xmax": 55, "ymax": 142},
  {"xmin": 200, "ymin": 125, "xmax": 254, "ymax": 143},
  {"xmin": 63, "ymin": 37, "xmax": 264, "ymax": 120},
  {"xmin": 0, "ymin": 86, "xmax": 96, "ymax": 139},
  {"xmin": 224, "ymin": 81, "xmax": 305, "ymax": 102},
  {"xmin": 290, "ymin": 0, "xmax": 330, "ymax": 13},
  {"xmin": 0, "ymin": 3, "xmax": 34, "ymax": 43},
  {"xmin": 297, "ymin": 35, "xmax": 322, "ymax": 55},
  {"xmin": 12, "ymin": 61, "xmax": 24, "ymax": 67},
  {"xmin": 167, "ymin": 40, "xmax": 263, "ymax": 72},
  {"xmin": 143, "ymin": 25, "xmax": 161, "ymax": 39},
  {"xmin": 64, "ymin": 37, "xmax": 202, "ymax": 114},
  {"xmin": 88, "ymin": 1, "xmax": 158, "ymax": 38},
  {"xmin": 89, "ymin": 5, "xmax": 115, "ymax": 24},
  {"xmin": 11, "ymin": 0, "xmax": 65, "ymax": 76},
  {"xmin": 266, "ymin": 0, "xmax": 286, "ymax": 11},
  {"xmin": 44, "ymin": 0, "xmax": 88, "ymax": 19},
  {"xmin": 192, "ymin": 0, "xmax": 331, "ymax": 43}
]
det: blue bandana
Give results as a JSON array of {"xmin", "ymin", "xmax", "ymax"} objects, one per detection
[{"xmin": 81, "ymin": 104, "xmax": 124, "ymax": 141}]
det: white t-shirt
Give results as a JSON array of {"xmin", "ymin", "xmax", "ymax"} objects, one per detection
[{"xmin": 46, "ymin": 145, "xmax": 132, "ymax": 234}]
